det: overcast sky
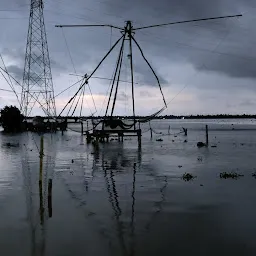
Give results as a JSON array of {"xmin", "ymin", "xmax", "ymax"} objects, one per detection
[{"xmin": 0, "ymin": 0, "xmax": 256, "ymax": 116}]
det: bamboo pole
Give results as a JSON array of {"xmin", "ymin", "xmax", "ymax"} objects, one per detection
[
  {"xmin": 48, "ymin": 179, "xmax": 52, "ymax": 218},
  {"xmin": 205, "ymin": 125, "xmax": 209, "ymax": 146},
  {"xmin": 39, "ymin": 135, "xmax": 44, "ymax": 225}
]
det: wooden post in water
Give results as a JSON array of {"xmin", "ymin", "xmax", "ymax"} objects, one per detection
[
  {"xmin": 205, "ymin": 125, "xmax": 209, "ymax": 146},
  {"xmin": 138, "ymin": 129, "xmax": 142, "ymax": 148},
  {"xmin": 81, "ymin": 121, "xmax": 84, "ymax": 135},
  {"xmin": 39, "ymin": 135, "xmax": 44, "ymax": 225},
  {"xmin": 48, "ymin": 179, "xmax": 52, "ymax": 218},
  {"xmin": 150, "ymin": 128, "xmax": 153, "ymax": 139}
]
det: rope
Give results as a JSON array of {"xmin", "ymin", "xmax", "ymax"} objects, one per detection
[
  {"xmin": 131, "ymin": 35, "xmax": 167, "ymax": 107},
  {"xmin": 80, "ymin": 85, "xmax": 85, "ymax": 117},
  {"xmin": 105, "ymin": 35, "xmax": 126, "ymax": 116},
  {"xmin": 58, "ymin": 34, "xmax": 125, "ymax": 117},
  {"xmin": 110, "ymin": 26, "xmax": 112, "ymax": 48},
  {"xmin": 110, "ymin": 39, "xmax": 125, "ymax": 116},
  {"xmin": 0, "ymin": 54, "xmax": 21, "ymax": 108},
  {"xmin": 61, "ymin": 28, "xmax": 94, "ymax": 116},
  {"xmin": 161, "ymin": 17, "xmax": 238, "ymax": 114}
]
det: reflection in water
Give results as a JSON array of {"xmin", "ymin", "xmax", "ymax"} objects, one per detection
[
  {"xmin": 21, "ymin": 133, "xmax": 56, "ymax": 256},
  {"xmin": 3, "ymin": 125, "xmax": 256, "ymax": 255},
  {"xmin": 98, "ymin": 143, "xmax": 142, "ymax": 256},
  {"xmin": 22, "ymin": 142, "xmax": 36, "ymax": 256},
  {"xmin": 130, "ymin": 162, "xmax": 137, "ymax": 256},
  {"xmin": 102, "ymin": 150, "xmax": 127, "ymax": 255},
  {"xmin": 145, "ymin": 176, "xmax": 168, "ymax": 232}
]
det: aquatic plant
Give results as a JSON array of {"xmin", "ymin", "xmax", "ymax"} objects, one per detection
[
  {"xmin": 182, "ymin": 173, "xmax": 196, "ymax": 181},
  {"xmin": 219, "ymin": 172, "xmax": 244, "ymax": 179},
  {"xmin": 197, "ymin": 142, "xmax": 206, "ymax": 148}
]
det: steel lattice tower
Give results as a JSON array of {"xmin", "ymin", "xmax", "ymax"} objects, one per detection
[{"xmin": 21, "ymin": 0, "xmax": 56, "ymax": 117}]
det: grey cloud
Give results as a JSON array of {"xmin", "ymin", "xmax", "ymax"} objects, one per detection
[
  {"xmin": 198, "ymin": 54, "xmax": 256, "ymax": 79},
  {"xmin": 101, "ymin": 0, "xmax": 256, "ymax": 80},
  {"xmin": 240, "ymin": 100, "xmax": 256, "ymax": 107},
  {"xmin": 117, "ymin": 91, "xmax": 129, "ymax": 102},
  {"xmin": 139, "ymin": 90, "xmax": 153, "ymax": 97},
  {"xmin": 6, "ymin": 65, "xmax": 23, "ymax": 81},
  {"xmin": 2, "ymin": 0, "xmax": 256, "ymax": 115}
]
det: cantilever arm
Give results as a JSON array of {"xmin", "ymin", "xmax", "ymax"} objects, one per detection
[
  {"xmin": 58, "ymin": 34, "xmax": 125, "ymax": 117},
  {"xmin": 134, "ymin": 14, "xmax": 242, "ymax": 30},
  {"xmin": 55, "ymin": 24, "xmax": 124, "ymax": 30},
  {"xmin": 131, "ymin": 35, "xmax": 167, "ymax": 108}
]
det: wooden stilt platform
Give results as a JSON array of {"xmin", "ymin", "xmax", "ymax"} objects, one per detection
[{"xmin": 86, "ymin": 129, "xmax": 142, "ymax": 145}]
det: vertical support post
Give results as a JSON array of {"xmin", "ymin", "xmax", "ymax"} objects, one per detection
[
  {"xmin": 48, "ymin": 179, "xmax": 52, "ymax": 218},
  {"xmin": 39, "ymin": 135, "xmax": 44, "ymax": 182},
  {"xmin": 138, "ymin": 129, "xmax": 141, "ymax": 148},
  {"xmin": 87, "ymin": 120, "xmax": 89, "ymax": 131},
  {"xmin": 150, "ymin": 128, "xmax": 153, "ymax": 139},
  {"xmin": 127, "ymin": 21, "xmax": 136, "ymax": 130},
  {"xmin": 168, "ymin": 125, "xmax": 170, "ymax": 135},
  {"xmin": 205, "ymin": 125, "xmax": 209, "ymax": 146},
  {"xmin": 39, "ymin": 135, "xmax": 44, "ymax": 225},
  {"xmin": 81, "ymin": 121, "xmax": 84, "ymax": 135}
]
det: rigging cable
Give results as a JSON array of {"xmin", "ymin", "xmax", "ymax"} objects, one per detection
[
  {"xmin": 58, "ymin": 34, "xmax": 124, "ymax": 117},
  {"xmin": 0, "ymin": 55, "xmax": 21, "ymax": 108},
  {"xmin": 162, "ymin": 15, "xmax": 238, "ymax": 112},
  {"xmin": 131, "ymin": 35, "xmax": 167, "ymax": 107},
  {"xmin": 61, "ymin": 27, "xmax": 94, "ymax": 115}
]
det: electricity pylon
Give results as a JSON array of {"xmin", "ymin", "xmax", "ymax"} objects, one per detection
[{"xmin": 21, "ymin": 0, "xmax": 56, "ymax": 117}]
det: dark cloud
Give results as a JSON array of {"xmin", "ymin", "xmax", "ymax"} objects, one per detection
[
  {"xmin": 100, "ymin": 0, "xmax": 256, "ymax": 80},
  {"xmin": 198, "ymin": 54, "xmax": 256, "ymax": 79},
  {"xmin": 6, "ymin": 65, "xmax": 23, "ymax": 81},
  {"xmin": 1, "ymin": 0, "xmax": 256, "ymax": 115}
]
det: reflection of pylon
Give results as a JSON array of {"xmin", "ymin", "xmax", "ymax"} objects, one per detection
[{"xmin": 21, "ymin": 0, "xmax": 56, "ymax": 117}]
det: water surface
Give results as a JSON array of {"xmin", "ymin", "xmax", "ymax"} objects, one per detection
[{"xmin": 1, "ymin": 119, "xmax": 256, "ymax": 255}]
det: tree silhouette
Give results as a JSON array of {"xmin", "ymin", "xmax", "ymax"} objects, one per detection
[{"xmin": 0, "ymin": 105, "xmax": 24, "ymax": 132}]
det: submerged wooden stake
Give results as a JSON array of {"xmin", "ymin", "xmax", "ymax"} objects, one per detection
[
  {"xmin": 39, "ymin": 136, "xmax": 44, "ymax": 182},
  {"xmin": 39, "ymin": 135, "xmax": 44, "ymax": 225},
  {"xmin": 81, "ymin": 121, "xmax": 84, "ymax": 135},
  {"xmin": 205, "ymin": 125, "xmax": 209, "ymax": 146},
  {"xmin": 48, "ymin": 179, "xmax": 52, "ymax": 218}
]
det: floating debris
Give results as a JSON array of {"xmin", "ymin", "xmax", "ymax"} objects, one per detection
[
  {"xmin": 71, "ymin": 159, "xmax": 74, "ymax": 163},
  {"xmin": 182, "ymin": 173, "xmax": 196, "ymax": 181},
  {"xmin": 211, "ymin": 145, "xmax": 217, "ymax": 148},
  {"xmin": 219, "ymin": 172, "xmax": 244, "ymax": 179},
  {"xmin": 197, "ymin": 142, "xmax": 206, "ymax": 148},
  {"xmin": 200, "ymin": 184, "xmax": 204, "ymax": 187},
  {"xmin": 197, "ymin": 156, "xmax": 203, "ymax": 162},
  {"xmin": 156, "ymin": 138, "xmax": 163, "ymax": 142},
  {"xmin": 178, "ymin": 165, "xmax": 183, "ymax": 168},
  {"xmin": 252, "ymin": 172, "xmax": 256, "ymax": 179},
  {"xmin": 4, "ymin": 142, "xmax": 19, "ymax": 147},
  {"xmin": 184, "ymin": 140, "xmax": 187, "ymax": 143}
]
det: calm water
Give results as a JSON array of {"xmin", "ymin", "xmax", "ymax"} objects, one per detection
[{"xmin": 1, "ymin": 119, "xmax": 256, "ymax": 256}]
